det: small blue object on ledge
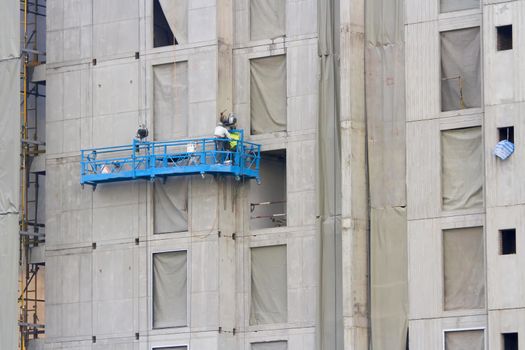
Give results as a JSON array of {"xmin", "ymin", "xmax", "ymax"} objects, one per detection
[{"xmin": 494, "ymin": 140, "xmax": 515, "ymax": 160}]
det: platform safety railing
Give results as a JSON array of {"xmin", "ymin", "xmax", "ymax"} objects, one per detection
[{"xmin": 80, "ymin": 133, "xmax": 261, "ymax": 187}]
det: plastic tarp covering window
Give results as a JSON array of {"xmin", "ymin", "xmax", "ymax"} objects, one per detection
[
  {"xmin": 441, "ymin": 127, "xmax": 483, "ymax": 211},
  {"xmin": 441, "ymin": 27, "xmax": 481, "ymax": 112},
  {"xmin": 154, "ymin": 178, "xmax": 188, "ymax": 234},
  {"xmin": 445, "ymin": 330, "xmax": 484, "ymax": 350},
  {"xmin": 250, "ymin": 245, "xmax": 287, "ymax": 325},
  {"xmin": 153, "ymin": 251, "xmax": 188, "ymax": 328},
  {"xmin": 371, "ymin": 208, "xmax": 408, "ymax": 350},
  {"xmin": 317, "ymin": 0, "xmax": 342, "ymax": 348},
  {"xmin": 153, "ymin": 62, "xmax": 188, "ymax": 141},
  {"xmin": 159, "ymin": 0, "xmax": 188, "ymax": 44},
  {"xmin": 250, "ymin": 55, "xmax": 287, "ymax": 135},
  {"xmin": 251, "ymin": 341, "xmax": 288, "ymax": 350},
  {"xmin": 443, "ymin": 227, "xmax": 485, "ymax": 310},
  {"xmin": 250, "ymin": 0, "xmax": 285, "ymax": 41},
  {"xmin": 440, "ymin": 0, "xmax": 479, "ymax": 14}
]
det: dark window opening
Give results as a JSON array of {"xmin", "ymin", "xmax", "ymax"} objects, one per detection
[
  {"xmin": 249, "ymin": 149, "xmax": 287, "ymax": 230},
  {"xmin": 503, "ymin": 332, "xmax": 518, "ymax": 350},
  {"xmin": 153, "ymin": 0, "xmax": 177, "ymax": 48},
  {"xmin": 497, "ymin": 25, "xmax": 513, "ymax": 51},
  {"xmin": 499, "ymin": 126, "xmax": 514, "ymax": 143},
  {"xmin": 500, "ymin": 229, "xmax": 516, "ymax": 255}
]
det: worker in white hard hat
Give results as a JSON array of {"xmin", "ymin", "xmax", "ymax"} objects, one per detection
[{"xmin": 214, "ymin": 111, "xmax": 237, "ymax": 164}]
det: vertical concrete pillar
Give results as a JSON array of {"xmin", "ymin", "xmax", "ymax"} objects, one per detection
[
  {"xmin": 216, "ymin": 1, "xmax": 236, "ymax": 349},
  {"xmin": 339, "ymin": 0, "xmax": 369, "ymax": 348}
]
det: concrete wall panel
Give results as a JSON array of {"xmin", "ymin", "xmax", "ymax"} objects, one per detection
[{"xmin": 406, "ymin": 120, "xmax": 441, "ymax": 220}]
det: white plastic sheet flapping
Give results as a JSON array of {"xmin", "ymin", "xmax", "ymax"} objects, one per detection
[
  {"xmin": 445, "ymin": 330, "xmax": 484, "ymax": 350},
  {"xmin": 250, "ymin": 55, "xmax": 287, "ymax": 135},
  {"xmin": 441, "ymin": 127, "xmax": 483, "ymax": 211},
  {"xmin": 159, "ymin": 0, "xmax": 188, "ymax": 44},
  {"xmin": 441, "ymin": 27, "xmax": 481, "ymax": 112},
  {"xmin": 443, "ymin": 227, "xmax": 485, "ymax": 311},
  {"xmin": 250, "ymin": 0, "xmax": 285, "ymax": 41},
  {"xmin": 153, "ymin": 251, "xmax": 188, "ymax": 328},
  {"xmin": 250, "ymin": 245, "xmax": 287, "ymax": 325},
  {"xmin": 440, "ymin": 0, "xmax": 480, "ymax": 14},
  {"xmin": 153, "ymin": 62, "xmax": 188, "ymax": 141},
  {"xmin": 251, "ymin": 341, "xmax": 288, "ymax": 350},
  {"xmin": 154, "ymin": 178, "xmax": 188, "ymax": 234}
]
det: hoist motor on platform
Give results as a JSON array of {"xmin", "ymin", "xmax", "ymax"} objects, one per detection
[{"xmin": 80, "ymin": 129, "xmax": 261, "ymax": 189}]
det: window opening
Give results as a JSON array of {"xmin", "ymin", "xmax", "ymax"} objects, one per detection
[
  {"xmin": 497, "ymin": 25, "xmax": 513, "ymax": 51},
  {"xmin": 503, "ymin": 333, "xmax": 518, "ymax": 350},
  {"xmin": 440, "ymin": 0, "xmax": 479, "ymax": 13},
  {"xmin": 153, "ymin": 0, "xmax": 177, "ymax": 47},
  {"xmin": 443, "ymin": 227, "xmax": 485, "ymax": 310},
  {"xmin": 498, "ymin": 126, "xmax": 514, "ymax": 143},
  {"xmin": 152, "ymin": 251, "xmax": 188, "ymax": 328},
  {"xmin": 251, "ymin": 341, "xmax": 288, "ymax": 350},
  {"xmin": 441, "ymin": 27, "xmax": 481, "ymax": 111},
  {"xmin": 250, "ymin": 55, "xmax": 287, "ymax": 135},
  {"xmin": 250, "ymin": 245, "xmax": 287, "ymax": 325},
  {"xmin": 500, "ymin": 229, "xmax": 516, "ymax": 255},
  {"xmin": 249, "ymin": 149, "xmax": 286, "ymax": 230},
  {"xmin": 441, "ymin": 127, "xmax": 483, "ymax": 211},
  {"xmin": 445, "ymin": 330, "xmax": 485, "ymax": 350}
]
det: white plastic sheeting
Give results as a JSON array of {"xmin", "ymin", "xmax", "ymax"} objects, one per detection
[
  {"xmin": 441, "ymin": 127, "xmax": 483, "ymax": 211},
  {"xmin": 250, "ymin": 55, "xmax": 287, "ymax": 135},
  {"xmin": 371, "ymin": 208, "xmax": 408, "ymax": 350},
  {"xmin": 366, "ymin": 0, "xmax": 408, "ymax": 348},
  {"xmin": 0, "ymin": 0, "xmax": 18, "ymax": 59},
  {"xmin": 445, "ymin": 330, "xmax": 484, "ymax": 350},
  {"xmin": 153, "ymin": 251, "xmax": 188, "ymax": 328},
  {"xmin": 154, "ymin": 178, "xmax": 188, "ymax": 234},
  {"xmin": 0, "ymin": 60, "xmax": 20, "ymax": 214},
  {"xmin": 443, "ymin": 227, "xmax": 485, "ymax": 310},
  {"xmin": 440, "ymin": 0, "xmax": 479, "ymax": 14},
  {"xmin": 0, "ymin": 6, "xmax": 20, "ymax": 341},
  {"xmin": 441, "ymin": 27, "xmax": 481, "ymax": 111},
  {"xmin": 0, "ymin": 215, "xmax": 20, "ymax": 350},
  {"xmin": 251, "ymin": 341, "xmax": 288, "ymax": 350},
  {"xmin": 250, "ymin": 0, "xmax": 285, "ymax": 41},
  {"xmin": 159, "ymin": 0, "xmax": 188, "ymax": 44},
  {"xmin": 153, "ymin": 347, "xmax": 187, "ymax": 350},
  {"xmin": 153, "ymin": 62, "xmax": 188, "ymax": 141},
  {"xmin": 250, "ymin": 245, "xmax": 287, "ymax": 325},
  {"xmin": 317, "ymin": 0, "xmax": 342, "ymax": 348}
]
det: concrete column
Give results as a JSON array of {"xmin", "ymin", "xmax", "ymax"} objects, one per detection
[
  {"xmin": 339, "ymin": 0, "xmax": 369, "ymax": 348},
  {"xmin": 216, "ymin": 1, "xmax": 236, "ymax": 349}
]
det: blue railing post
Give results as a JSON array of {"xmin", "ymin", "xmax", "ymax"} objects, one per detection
[
  {"xmin": 163, "ymin": 144, "xmax": 167, "ymax": 167},
  {"xmin": 132, "ymin": 139, "xmax": 136, "ymax": 179},
  {"xmin": 201, "ymin": 139, "xmax": 206, "ymax": 165},
  {"xmin": 80, "ymin": 150, "xmax": 85, "ymax": 183}
]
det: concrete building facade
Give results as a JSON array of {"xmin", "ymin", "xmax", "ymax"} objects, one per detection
[{"xmin": 0, "ymin": 0, "xmax": 523, "ymax": 349}]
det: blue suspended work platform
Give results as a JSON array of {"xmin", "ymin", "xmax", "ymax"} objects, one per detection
[{"xmin": 80, "ymin": 129, "xmax": 261, "ymax": 188}]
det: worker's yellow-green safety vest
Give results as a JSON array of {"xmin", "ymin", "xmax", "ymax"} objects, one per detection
[{"xmin": 230, "ymin": 132, "xmax": 241, "ymax": 150}]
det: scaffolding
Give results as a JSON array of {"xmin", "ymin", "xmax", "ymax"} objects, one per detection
[{"xmin": 19, "ymin": 0, "xmax": 46, "ymax": 348}]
